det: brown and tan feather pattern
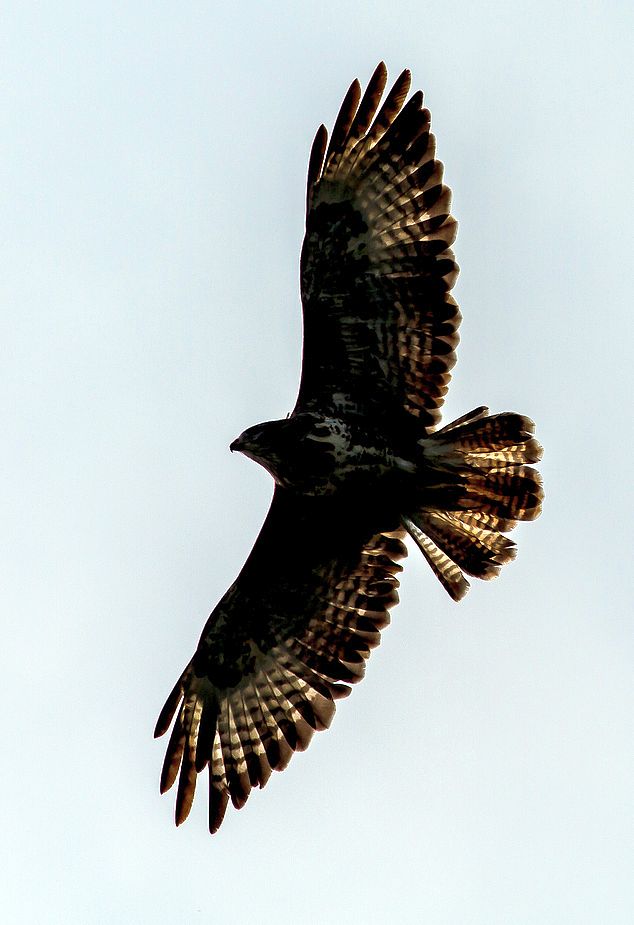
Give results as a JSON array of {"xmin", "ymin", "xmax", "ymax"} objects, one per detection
[
  {"xmin": 156, "ymin": 64, "xmax": 543, "ymax": 833},
  {"xmin": 404, "ymin": 409, "xmax": 543, "ymax": 600},
  {"xmin": 155, "ymin": 489, "xmax": 407, "ymax": 833},
  {"xmin": 298, "ymin": 62, "xmax": 460, "ymax": 430}
]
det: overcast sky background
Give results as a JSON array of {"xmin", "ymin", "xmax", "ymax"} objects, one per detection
[{"xmin": 3, "ymin": 2, "xmax": 633, "ymax": 923}]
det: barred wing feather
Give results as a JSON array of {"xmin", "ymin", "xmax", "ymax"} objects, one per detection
[
  {"xmin": 155, "ymin": 488, "xmax": 407, "ymax": 832},
  {"xmin": 298, "ymin": 62, "xmax": 460, "ymax": 430}
]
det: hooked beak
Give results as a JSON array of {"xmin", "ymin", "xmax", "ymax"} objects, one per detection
[{"xmin": 230, "ymin": 433, "xmax": 248, "ymax": 454}]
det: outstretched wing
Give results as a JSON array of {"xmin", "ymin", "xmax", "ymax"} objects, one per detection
[
  {"xmin": 297, "ymin": 62, "xmax": 460, "ymax": 431},
  {"xmin": 155, "ymin": 488, "xmax": 406, "ymax": 833}
]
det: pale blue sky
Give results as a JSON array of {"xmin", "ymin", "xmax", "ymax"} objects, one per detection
[{"xmin": 3, "ymin": 2, "xmax": 633, "ymax": 923}]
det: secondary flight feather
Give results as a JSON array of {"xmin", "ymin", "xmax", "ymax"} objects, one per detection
[{"xmin": 155, "ymin": 63, "xmax": 543, "ymax": 833}]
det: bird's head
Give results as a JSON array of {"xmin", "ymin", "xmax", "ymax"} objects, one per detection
[
  {"xmin": 230, "ymin": 420, "xmax": 288, "ymax": 482},
  {"xmin": 230, "ymin": 413, "xmax": 339, "ymax": 493}
]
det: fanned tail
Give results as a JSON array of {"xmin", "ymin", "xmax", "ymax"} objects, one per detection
[{"xmin": 402, "ymin": 407, "xmax": 543, "ymax": 600}]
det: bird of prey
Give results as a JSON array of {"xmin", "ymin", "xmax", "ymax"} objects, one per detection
[{"xmin": 155, "ymin": 63, "xmax": 543, "ymax": 833}]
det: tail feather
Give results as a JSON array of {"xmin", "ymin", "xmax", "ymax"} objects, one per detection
[
  {"xmin": 403, "ymin": 408, "xmax": 543, "ymax": 598},
  {"xmin": 460, "ymin": 465, "xmax": 543, "ymax": 522},
  {"xmin": 416, "ymin": 509, "xmax": 517, "ymax": 579},
  {"xmin": 433, "ymin": 407, "xmax": 543, "ymax": 466},
  {"xmin": 402, "ymin": 514, "xmax": 470, "ymax": 600}
]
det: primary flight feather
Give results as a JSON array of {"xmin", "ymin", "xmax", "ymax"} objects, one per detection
[{"xmin": 155, "ymin": 63, "xmax": 543, "ymax": 833}]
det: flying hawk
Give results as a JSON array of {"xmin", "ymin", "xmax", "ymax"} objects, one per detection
[{"xmin": 155, "ymin": 63, "xmax": 543, "ymax": 833}]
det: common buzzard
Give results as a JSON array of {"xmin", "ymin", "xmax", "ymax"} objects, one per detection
[{"xmin": 155, "ymin": 63, "xmax": 543, "ymax": 833}]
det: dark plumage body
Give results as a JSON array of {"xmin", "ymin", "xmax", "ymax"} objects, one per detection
[
  {"xmin": 231, "ymin": 412, "xmax": 407, "ymax": 496},
  {"xmin": 155, "ymin": 64, "xmax": 543, "ymax": 833}
]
